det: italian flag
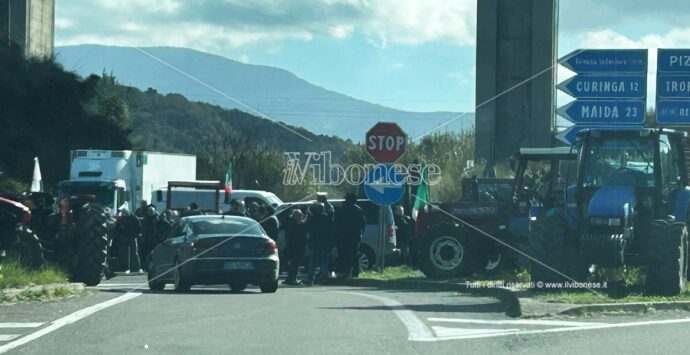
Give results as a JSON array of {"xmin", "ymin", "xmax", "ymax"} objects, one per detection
[
  {"xmin": 412, "ymin": 165, "xmax": 430, "ymax": 236},
  {"xmin": 224, "ymin": 162, "xmax": 233, "ymax": 194}
]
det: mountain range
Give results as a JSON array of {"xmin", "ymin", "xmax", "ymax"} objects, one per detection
[{"xmin": 55, "ymin": 44, "xmax": 473, "ymax": 142}]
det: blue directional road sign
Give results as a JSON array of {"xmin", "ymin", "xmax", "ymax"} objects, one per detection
[
  {"xmin": 363, "ymin": 164, "xmax": 405, "ymax": 206},
  {"xmin": 555, "ymin": 125, "xmax": 631, "ymax": 145},
  {"xmin": 557, "ymin": 100, "xmax": 645, "ymax": 125},
  {"xmin": 560, "ymin": 49, "xmax": 647, "ymax": 73},
  {"xmin": 557, "ymin": 75, "xmax": 646, "ymax": 99},
  {"xmin": 656, "ymin": 100, "xmax": 690, "ymax": 125},
  {"xmin": 657, "ymin": 74, "xmax": 690, "ymax": 99},
  {"xmin": 657, "ymin": 49, "xmax": 690, "ymax": 73}
]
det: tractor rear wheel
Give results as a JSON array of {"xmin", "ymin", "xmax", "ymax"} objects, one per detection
[
  {"xmin": 528, "ymin": 214, "xmax": 567, "ymax": 287},
  {"xmin": 7, "ymin": 227, "xmax": 45, "ymax": 269},
  {"xmin": 645, "ymin": 219, "xmax": 688, "ymax": 296},
  {"xmin": 71, "ymin": 205, "xmax": 108, "ymax": 286},
  {"xmin": 418, "ymin": 223, "xmax": 479, "ymax": 279}
]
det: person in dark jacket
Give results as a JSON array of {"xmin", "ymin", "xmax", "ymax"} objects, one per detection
[
  {"xmin": 393, "ymin": 205, "xmax": 414, "ymax": 261},
  {"xmin": 335, "ymin": 193, "xmax": 366, "ymax": 278},
  {"xmin": 258, "ymin": 206, "xmax": 280, "ymax": 241},
  {"xmin": 224, "ymin": 199, "xmax": 249, "ymax": 217},
  {"xmin": 113, "ymin": 209, "xmax": 142, "ymax": 272},
  {"xmin": 139, "ymin": 206, "xmax": 159, "ymax": 269},
  {"xmin": 181, "ymin": 202, "xmax": 204, "ymax": 217},
  {"xmin": 134, "ymin": 200, "xmax": 148, "ymax": 218},
  {"xmin": 303, "ymin": 203, "xmax": 335, "ymax": 285},
  {"xmin": 156, "ymin": 210, "xmax": 174, "ymax": 241},
  {"xmin": 283, "ymin": 209, "xmax": 308, "ymax": 285}
]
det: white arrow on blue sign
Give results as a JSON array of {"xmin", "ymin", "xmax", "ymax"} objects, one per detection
[
  {"xmin": 560, "ymin": 49, "xmax": 647, "ymax": 74},
  {"xmin": 555, "ymin": 125, "xmax": 631, "ymax": 145},
  {"xmin": 363, "ymin": 164, "xmax": 405, "ymax": 206},
  {"xmin": 656, "ymin": 100, "xmax": 690, "ymax": 125},
  {"xmin": 657, "ymin": 49, "xmax": 690, "ymax": 73},
  {"xmin": 557, "ymin": 74, "xmax": 646, "ymax": 99},
  {"xmin": 656, "ymin": 74, "xmax": 690, "ymax": 99},
  {"xmin": 557, "ymin": 100, "xmax": 646, "ymax": 125}
]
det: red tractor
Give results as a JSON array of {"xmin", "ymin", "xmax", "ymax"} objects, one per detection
[
  {"xmin": 15, "ymin": 192, "xmax": 111, "ymax": 286},
  {"xmin": 0, "ymin": 197, "xmax": 44, "ymax": 268}
]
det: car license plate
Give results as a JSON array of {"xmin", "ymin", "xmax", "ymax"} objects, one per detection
[{"xmin": 223, "ymin": 261, "xmax": 254, "ymax": 270}]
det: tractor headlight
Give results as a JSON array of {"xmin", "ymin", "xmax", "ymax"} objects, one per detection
[{"xmin": 590, "ymin": 217, "xmax": 623, "ymax": 227}]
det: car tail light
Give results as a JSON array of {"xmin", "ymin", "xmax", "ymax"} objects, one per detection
[
  {"xmin": 387, "ymin": 224, "xmax": 396, "ymax": 245},
  {"xmin": 257, "ymin": 239, "xmax": 278, "ymax": 255}
]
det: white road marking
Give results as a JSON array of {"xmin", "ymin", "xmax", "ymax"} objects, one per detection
[
  {"xmin": 0, "ymin": 323, "xmax": 44, "ymax": 329},
  {"xmin": 428, "ymin": 317, "xmax": 603, "ymax": 327},
  {"xmin": 432, "ymin": 326, "xmax": 520, "ymax": 338},
  {"xmin": 336, "ymin": 290, "xmax": 690, "ymax": 342},
  {"xmin": 334, "ymin": 291, "xmax": 435, "ymax": 341},
  {"xmin": 0, "ymin": 292, "xmax": 142, "ymax": 354},
  {"xmin": 0, "ymin": 335, "xmax": 20, "ymax": 342}
]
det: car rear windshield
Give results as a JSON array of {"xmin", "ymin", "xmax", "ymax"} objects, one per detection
[{"xmin": 191, "ymin": 218, "xmax": 264, "ymax": 236}]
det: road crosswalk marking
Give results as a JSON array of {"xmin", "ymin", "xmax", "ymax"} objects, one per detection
[
  {"xmin": 431, "ymin": 326, "xmax": 520, "ymax": 338},
  {"xmin": 427, "ymin": 317, "xmax": 603, "ymax": 327},
  {"xmin": 0, "ymin": 323, "xmax": 44, "ymax": 329}
]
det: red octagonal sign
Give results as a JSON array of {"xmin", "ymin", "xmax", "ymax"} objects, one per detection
[{"xmin": 365, "ymin": 122, "xmax": 407, "ymax": 163}]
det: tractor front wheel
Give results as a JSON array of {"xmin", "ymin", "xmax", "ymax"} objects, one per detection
[
  {"xmin": 645, "ymin": 219, "xmax": 688, "ymax": 296},
  {"xmin": 528, "ymin": 213, "xmax": 567, "ymax": 287}
]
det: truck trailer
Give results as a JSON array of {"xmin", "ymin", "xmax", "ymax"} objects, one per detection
[{"xmin": 58, "ymin": 150, "xmax": 196, "ymax": 214}]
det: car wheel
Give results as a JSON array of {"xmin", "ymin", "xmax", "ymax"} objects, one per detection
[
  {"xmin": 173, "ymin": 260, "xmax": 191, "ymax": 292},
  {"xmin": 229, "ymin": 282, "xmax": 247, "ymax": 292},
  {"xmin": 148, "ymin": 278, "xmax": 165, "ymax": 291},
  {"xmin": 147, "ymin": 262, "xmax": 165, "ymax": 291},
  {"xmin": 358, "ymin": 245, "xmax": 376, "ymax": 271},
  {"xmin": 260, "ymin": 280, "xmax": 278, "ymax": 293}
]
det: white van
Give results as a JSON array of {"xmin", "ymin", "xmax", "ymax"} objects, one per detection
[{"xmin": 151, "ymin": 188, "xmax": 283, "ymax": 213}]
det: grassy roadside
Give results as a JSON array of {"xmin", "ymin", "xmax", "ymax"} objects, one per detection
[
  {"xmin": 535, "ymin": 286, "xmax": 690, "ymax": 304},
  {"xmin": 359, "ymin": 265, "xmax": 425, "ymax": 281},
  {"xmin": 0, "ymin": 260, "xmax": 78, "ymax": 303},
  {"xmin": 0, "ymin": 261, "xmax": 68, "ymax": 288},
  {"xmin": 358, "ymin": 265, "xmax": 690, "ymax": 306}
]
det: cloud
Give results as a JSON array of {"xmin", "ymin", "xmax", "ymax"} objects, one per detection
[
  {"xmin": 560, "ymin": 0, "xmax": 690, "ymax": 33},
  {"xmin": 54, "ymin": 0, "xmax": 477, "ymax": 56}
]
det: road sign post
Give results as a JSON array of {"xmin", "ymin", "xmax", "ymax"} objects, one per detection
[
  {"xmin": 364, "ymin": 122, "xmax": 407, "ymax": 272},
  {"xmin": 556, "ymin": 49, "xmax": 648, "ymax": 145}
]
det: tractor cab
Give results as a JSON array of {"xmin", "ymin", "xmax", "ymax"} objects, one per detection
[{"xmin": 508, "ymin": 147, "xmax": 578, "ymax": 236}]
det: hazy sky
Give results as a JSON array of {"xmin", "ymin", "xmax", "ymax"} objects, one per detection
[{"xmin": 54, "ymin": 0, "xmax": 690, "ymax": 113}]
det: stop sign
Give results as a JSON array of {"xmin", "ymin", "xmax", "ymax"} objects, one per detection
[{"xmin": 365, "ymin": 122, "xmax": 407, "ymax": 163}]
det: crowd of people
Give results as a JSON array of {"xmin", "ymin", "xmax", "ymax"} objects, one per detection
[
  {"xmin": 281, "ymin": 192, "xmax": 366, "ymax": 286},
  {"xmin": 110, "ymin": 191, "xmax": 415, "ymax": 284},
  {"xmin": 109, "ymin": 201, "xmax": 176, "ymax": 273}
]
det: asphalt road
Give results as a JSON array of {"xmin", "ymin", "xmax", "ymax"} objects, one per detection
[{"xmin": 3, "ymin": 276, "xmax": 690, "ymax": 354}]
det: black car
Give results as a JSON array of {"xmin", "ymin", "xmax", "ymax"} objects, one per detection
[{"xmin": 147, "ymin": 215, "xmax": 279, "ymax": 293}]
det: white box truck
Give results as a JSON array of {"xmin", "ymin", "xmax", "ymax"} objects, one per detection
[{"xmin": 57, "ymin": 150, "xmax": 196, "ymax": 213}]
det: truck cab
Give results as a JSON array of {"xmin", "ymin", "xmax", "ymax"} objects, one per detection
[
  {"xmin": 58, "ymin": 180, "xmax": 127, "ymax": 213},
  {"xmin": 59, "ymin": 150, "xmax": 196, "ymax": 214}
]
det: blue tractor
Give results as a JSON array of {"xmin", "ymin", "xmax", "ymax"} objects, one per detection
[{"xmin": 529, "ymin": 128, "xmax": 690, "ymax": 295}]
